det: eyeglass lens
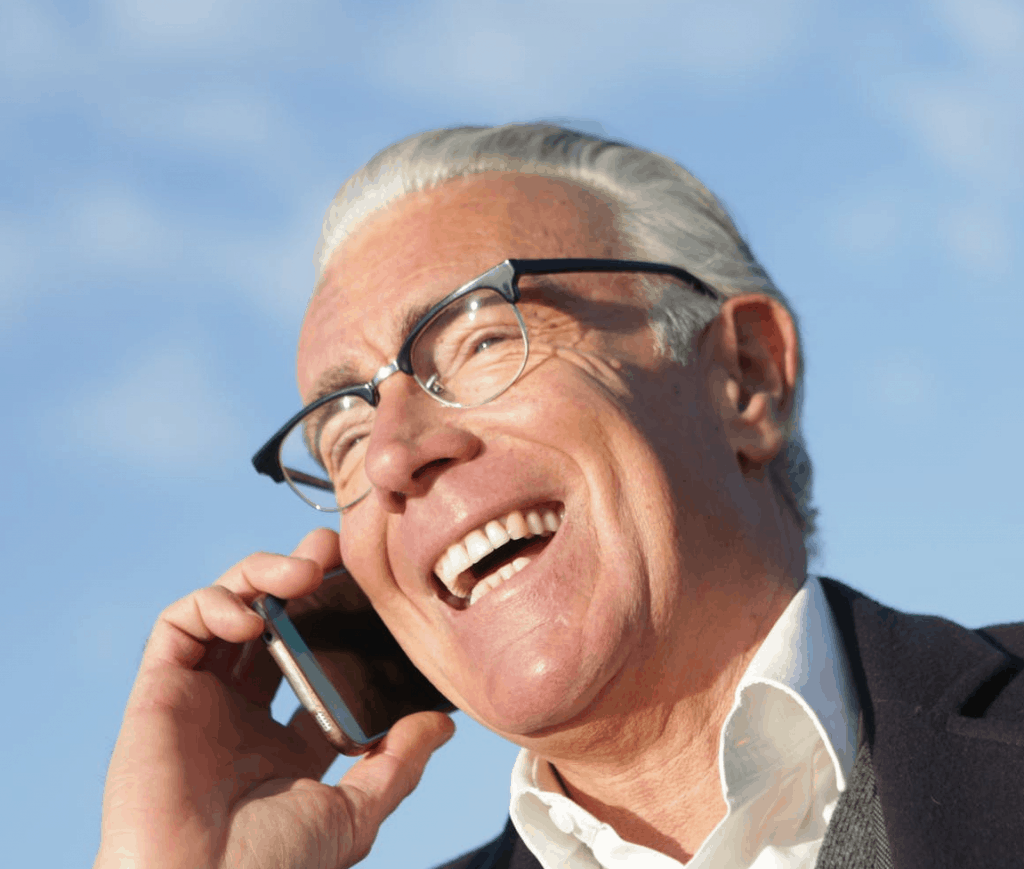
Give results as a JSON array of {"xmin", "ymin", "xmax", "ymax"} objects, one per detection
[{"xmin": 278, "ymin": 287, "xmax": 528, "ymax": 511}]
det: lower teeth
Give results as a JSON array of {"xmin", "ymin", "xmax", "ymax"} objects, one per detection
[{"xmin": 468, "ymin": 556, "xmax": 531, "ymax": 605}]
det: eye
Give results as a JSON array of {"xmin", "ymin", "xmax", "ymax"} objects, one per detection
[
  {"xmin": 319, "ymin": 420, "xmax": 370, "ymax": 477},
  {"xmin": 474, "ymin": 335, "xmax": 505, "ymax": 354},
  {"xmin": 332, "ymin": 431, "xmax": 365, "ymax": 461}
]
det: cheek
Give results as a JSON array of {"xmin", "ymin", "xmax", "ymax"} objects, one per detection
[
  {"xmin": 339, "ymin": 507, "xmax": 459, "ymax": 669},
  {"xmin": 337, "ymin": 506, "xmax": 390, "ymax": 598},
  {"xmin": 519, "ymin": 369, "xmax": 659, "ymax": 513}
]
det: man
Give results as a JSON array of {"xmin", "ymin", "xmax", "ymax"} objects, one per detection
[{"xmin": 94, "ymin": 124, "xmax": 1024, "ymax": 869}]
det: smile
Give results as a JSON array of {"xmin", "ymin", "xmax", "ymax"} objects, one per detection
[{"xmin": 433, "ymin": 505, "xmax": 564, "ymax": 606}]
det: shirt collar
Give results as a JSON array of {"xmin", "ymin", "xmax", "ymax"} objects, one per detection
[
  {"xmin": 508, "ymin": 576, "xmax": 860, "ymax": 867},
  {"xmin": 731, "ymin": 574, "xmax": 859, "ymax": 792}
]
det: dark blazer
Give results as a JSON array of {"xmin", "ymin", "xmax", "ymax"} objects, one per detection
[{"xmin": 438, "ymin": 579, "xmax": 1024, "ymax": 869}]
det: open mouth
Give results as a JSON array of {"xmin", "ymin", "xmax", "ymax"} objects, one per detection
[{"xmin": 432, "ymin": 505, "xmax": 563, "ymax": 608}]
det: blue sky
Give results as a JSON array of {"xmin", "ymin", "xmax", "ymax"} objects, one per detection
[{"xmin": 2, "ymin": 1, "xmax": 1022, "ymax": 867}]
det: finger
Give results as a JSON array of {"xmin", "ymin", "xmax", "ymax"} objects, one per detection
[
  {"xmin": 284, "ymin": 706, "xmax": 342, "ymax": 780},
  {"xmin": 214, "ymin": 549, "xmax": 325, "ymax": 604},
  {"xmin": 333, "ymin": 712, "xmax": 455, "ymax": 858},
  {"xmin": 196, "ymin": 635, "xmax": 276, "ymax": 705},
  {"xmin": 144, "ymin": 584, "xmax": 266, "ymax": 671},
  {"xmin": 136, "ymin": 532, "xmax": 345, "ymax": 702},
  {"xmin": 210, "ymin": 530, "xmax": 339, "ymax": 681},
  {"xmin": 200, "ymin": 528, "xmax": 338, "ymax": 607},
  {"xmin": 230, "ymin": 636, "xmax": 263, "ymax": 683},
  {"xmin": 209, "ymin": 530, "xmax": 341, "ymax": 699},
  {"xmin": 230, "ymin": 636, "xmax": 286, "ymax": 707},
  {"xmin": 195, "ymin": 550, "xmax": 317, "ymax": 684},
  {"xmin": 289, "ymin": 527, "xmax": 342, "ymax": 570},
  {"xmin": 199, "ymin": 630, "xmax": 283, "ymax": 704},
  {"xmin": 199, "ymin": 635, "xmax": 250, "ymax": 677}
]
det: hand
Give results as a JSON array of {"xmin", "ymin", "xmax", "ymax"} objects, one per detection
[{"xmin": 94, "ymin": 528, "xmax": 455, "ymax": 869}]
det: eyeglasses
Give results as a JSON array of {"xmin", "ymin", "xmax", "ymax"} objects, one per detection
[{"xmin": 252, "ymin": 258, "xmax": 720, "ymax": 512}]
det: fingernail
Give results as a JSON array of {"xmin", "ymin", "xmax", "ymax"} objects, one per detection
[{"xmin": 234, "ymin": 594, "xmax": 263, "ymax": 619}]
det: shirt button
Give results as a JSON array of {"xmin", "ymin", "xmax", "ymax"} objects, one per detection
[{"xmin": 548, "ymin": 805, "xmax": 576, "ymax": 835}]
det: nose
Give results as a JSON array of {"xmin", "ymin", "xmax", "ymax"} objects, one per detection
[{"xmin": 362, "ymin": 375, "xmax": 482, "ymax": 512}]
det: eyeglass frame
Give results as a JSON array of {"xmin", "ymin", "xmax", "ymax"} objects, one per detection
[{"xmin": 251, "ymin": 257, "xmax": 722, "ymax": 510}]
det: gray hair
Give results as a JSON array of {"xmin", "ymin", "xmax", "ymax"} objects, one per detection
[{"xmin": 315, "ymin": 123, "xmax": 816, "ymax": 541}]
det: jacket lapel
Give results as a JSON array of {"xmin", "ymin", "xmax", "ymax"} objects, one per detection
[
  {"xmin": 821, "ymin": 579, "xmax": 1024, "ymax": 868},
  {"xmin": 436, "ymin": 819, "xmax": 540, "ymax": 869}
]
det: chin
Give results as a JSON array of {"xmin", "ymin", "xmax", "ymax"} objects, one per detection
[{"xmin": 465, "ymin": 636, "xmax": 627, "ymax": 738}]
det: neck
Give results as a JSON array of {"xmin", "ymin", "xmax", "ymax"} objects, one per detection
[{"xmin": 534, "ymin": 569, "xmax": 800, "ymax": 863}]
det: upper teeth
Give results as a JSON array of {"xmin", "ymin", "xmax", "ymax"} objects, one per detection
[{"xmin": 434, "ymin": 507, "xmax": 562, "ymax": 602}]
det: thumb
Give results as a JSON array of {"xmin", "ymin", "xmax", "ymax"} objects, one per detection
[{"xmin": 335, "ymin": 711, "xmax": 455, "ymax": 862}]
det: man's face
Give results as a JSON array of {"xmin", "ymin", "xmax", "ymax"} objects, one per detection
[{"xmin": 298, "ymin": 174, "xmax": 751, "ymax": 742}]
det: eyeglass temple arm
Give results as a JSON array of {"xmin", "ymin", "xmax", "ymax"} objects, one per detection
[
  {"xmin": 252, "ymin": 448, "xmax": 333, "ymax": 492},
  {"xmin": 507, "ymin": 258, "xmax": 720, "ymax": 301},
  {"xmin": 254, "ymin": 439, "xmax": 334, "ymax": 490},
  {"xmin": 281, "ymin": 468, "xmax": 335, "ymax": 492}
]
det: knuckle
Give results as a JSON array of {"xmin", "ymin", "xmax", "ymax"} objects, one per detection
[
  {"xmin": 333, "ymin": 787, "xmax": 375, "ymax": 864},
  {"xmin": 229, "ymin": 550, "xmax": 277, "ymax": 578},
  {"xmin": 156, "ymin": 588, "xmax": 201, "ymax": 622}
]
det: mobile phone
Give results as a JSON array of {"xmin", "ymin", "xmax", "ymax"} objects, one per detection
[{"xmin": 251, "ymin": 566, "xmax": 454, "ymax": 755}]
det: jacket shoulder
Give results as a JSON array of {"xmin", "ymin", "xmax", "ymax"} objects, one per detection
[
  {"xmin": 819, "ymin": 577, "xmax": 1023, "ymax": 713},
  {"xmin": 820, "ymin": 578, "xmax": 1024, "ymax": 865},
  {"xmin": 979, "ymin": 621, "xmax": 1024, "ymax": 659}
]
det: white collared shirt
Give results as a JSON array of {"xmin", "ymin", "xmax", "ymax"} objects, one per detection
[{"xmin": 508, "ymin": 576, "xmax": 860, "ymax": 869}]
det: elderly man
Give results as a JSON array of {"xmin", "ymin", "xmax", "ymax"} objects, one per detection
[{"xmin": 95, "ymin": 124, "xmax": 1023, "ymax": 869}]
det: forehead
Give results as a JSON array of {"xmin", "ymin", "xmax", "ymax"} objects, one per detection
[{"xmin": 297, "ymin": 173, "xmax": 622, "ymax": 397}]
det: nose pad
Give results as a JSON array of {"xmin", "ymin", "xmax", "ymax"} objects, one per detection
[{"xmin": 362, "ymin": 376, "xmax": 481, "ymax": 510}]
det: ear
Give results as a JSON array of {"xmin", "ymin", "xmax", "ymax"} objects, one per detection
[{"xmin": 701, "ymin": 294, "xmax": 799, "ymax": 473}]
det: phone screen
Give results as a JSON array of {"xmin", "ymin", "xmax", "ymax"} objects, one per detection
[{"xmin": 255, "ymin": 567, "xmax": 453, "ymax": 753}]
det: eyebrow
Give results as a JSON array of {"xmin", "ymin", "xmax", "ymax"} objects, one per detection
[
  {"xmin": 517, "ymin": 274, "xmax": 618, "ymax": 311},
  {"xmin": 517, "ymin": 274, "xmax": 657, "ymax": 335},
  {"xmin": 306, "ymin": 295, "xmax": 444, "ymax": 404},
  {"xmin": 308, "ymin": 364, "xmax": 365, "ymax": 404},
  {"xmin": 306, "ymin": 265, "xmax": 668, "ymax": 404},
  {"xmin": 516, "ymin": 275, "xmax": 574, "ymax": 303}
]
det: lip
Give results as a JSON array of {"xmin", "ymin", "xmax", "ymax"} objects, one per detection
[{"xmin": 420, "ymin": 498, "xmax": 566, "ymax": 607}]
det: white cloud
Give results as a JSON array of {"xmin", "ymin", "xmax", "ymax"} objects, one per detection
[
  {"xmin": 215, "ymin": 223, "xmax": 317, "ymax": 325},
  {"xmin": 938, "ymin": 201, "xmax": 1013, "ymax": 273},
  {"xmin": 67, "ymin": 344, "xmax": 244, "ymax": 469},
  {"xmin": 649, "ymin": 0, "xmax": 813, "ymax": 73},
  {"xmin": 935, "ymin": 0, "xmax": 1024, "ymax": 67},
  {"xmin": 96, "ymin": 0, "xmax": 344, "ymax": 59},
  {"xmin": 62, "ymin": 183, "xmax": 184, "ymax": 271},
  {"xmin": 868, "ymin": 351, "xmax": 936, "ymax": 411},
  {"xmin": 101, "ymin": 0, "xmax": 248, "ymax": 49},
  {"xmin": 894, "ymin": 80, "xmax": 1022, "ymax": 194},
  {"xmin": 0, "ymin": 218, "xmax": 39, "ymax": 322},
  {"xmin": 369, "ymin": 0, "xmax": 816, "ymax": 112},
  {"xmin": 171, "ymin": 91, "xmax": 275, "ymax": 151},
  {"xmin": 853, "ymin": 2, "xmax": 1023, "ymax": 275},
  {"xmin": 0, "ymin": 0, "xmax": 82, "ymax": 83},
  {"xmin": 1, "ymin": 3, "xmax": 306, "ymax": 170},
  {"xmin": 1, "ymin": 175, "xmax": 315, "ymax": 334},
  {"xmin": 2, "ymin": 186, "xmax": 183, "ymax": 330},
  {"xmin": 826, "ymin": 190, "xmax": 905, "ymax": 256},
  {"xmin": 876, "ymin": 1, "xmax": 1024, "ymax": 197},
  {"xmin": 111, "ymin": 87, "xmax": 286, "ymax": 162},
  {"xmin": 256, "ymin": 248, "xmax": 315, "ymax": 323}
]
